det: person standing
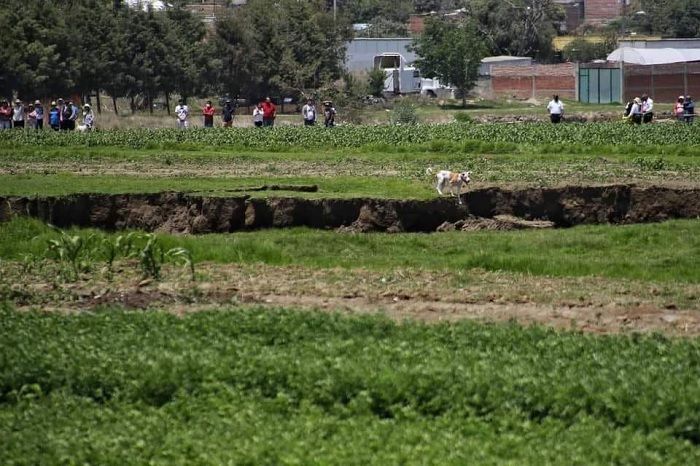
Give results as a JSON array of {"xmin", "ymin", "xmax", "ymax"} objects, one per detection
[
  {"xmin": 261, "ymin": 97, "xmax": 276, "ymax": 127},
  {"xmin": 0, "ymin": 100, "xmax": 13, "ymax": 130},
  {"xmin": 175, "ymin": 99, "xmax": 189, "ymax": 129},
  {"xmin": 81, "ymin": 104, "xmax": 95, "ymax": 131},
  {"xmin": 60, "ymin": 99, "xmax": 72, "ymax": 130},
  {"xmin": 67, "ymin": 100, "xmax": 79, "ymax": 130},
  {"xmin": 641, "ymin": 94, "xmax": 654, "ymax": 123},
  {"xmin": 222, "ymin": 99, "xmax": 234, "ymax": 127},
  {"xmin": 302, "ymin": 99, "xmax": 316, "ymax": 126},
  {"xmin": 49, "ymin": 101, "xmax": 60, "ymax": 131},
  {"xmin": 252, "ymin": 103, "xmax": 264, "ymax": 127},
  {"xmin": 323, "ymin": 101, "xmax": 336, "ymax": 127},
  {"xmin": 12, "ymin": 99, "xmax": 25, "ymax": 129},
  {"xmin": 683, "ymin": 95, "xmax": 695, "ymax": 124},
  {"xmin": 26, "ymin": 103, "xmax": 36, "ymax": 129},
  {"xmin": 202, "ymin": 100, "xmax": 215, "ymax": 128},
  {"xmin": 546, "ymin": 95, "xmax": 564, "ymax": 123},
  {"xmin": 675, "ymin": 96, "xmax": 685, "ymax": 121},
  {"xmin": 33, "ymin": 100, "xmax": 44, "ymax": 130}
]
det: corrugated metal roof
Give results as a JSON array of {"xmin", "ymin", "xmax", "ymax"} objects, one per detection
[{"xmin": 608, "ymin": 47, "xmax": 700, "ymax": 65}]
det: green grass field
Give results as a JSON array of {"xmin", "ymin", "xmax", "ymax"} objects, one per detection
[
  {"xmin": 1, "ymin": 120, "xmax": 699, "ymax": 463},
  {"xmin": 1, "ymin": 307, "xmax": 698, "ymax": 465}
]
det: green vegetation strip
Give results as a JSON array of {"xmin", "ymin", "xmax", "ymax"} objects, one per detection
[
  {"xmin": 3, "ymin": 123, "xmax": 700, "ymax": 151},
  {"xmin": 2, "ymin": 218, "xmax": 699, "ymax": 283},
  {"xmin": 1, "ymin": 307, "xmax": 698, "ymax": 464}
]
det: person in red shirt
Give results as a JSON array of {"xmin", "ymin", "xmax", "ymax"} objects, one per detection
[
  {"xmin": 202, "ymin": 100, "xmax": 215, "ymax": 128},
  {"xmin": 0, "ymin": 99, "xmax": 12, "ymax": 130},
  {"xmin": 261, "ymin": 97, "xmax": 276, "ymax": 127}
]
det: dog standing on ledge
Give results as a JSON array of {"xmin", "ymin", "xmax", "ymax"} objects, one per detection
[{"xmin": 426, "ymin": 168, "xmax": 471, "ymax": 204}]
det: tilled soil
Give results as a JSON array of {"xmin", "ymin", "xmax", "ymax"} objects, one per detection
[{"xmin": 4, "ymin": 262, "xmax": 699, "ymax": 336}]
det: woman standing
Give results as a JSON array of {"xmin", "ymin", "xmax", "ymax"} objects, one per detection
[{"xmin": 253, "ymin": 103, "xmax": 264, "ymax": 127}]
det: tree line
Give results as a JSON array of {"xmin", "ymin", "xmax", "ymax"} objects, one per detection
[{"xmin": 0, "ymin": 0, "xmax": 350, "ymax": 113}]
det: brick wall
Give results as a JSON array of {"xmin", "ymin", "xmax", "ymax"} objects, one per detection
[
  {"xmin": 490, "ymin": 63, "xmax": 576, "ymax": 100},
  {"xmin": 584, "ymin": 0, "xmax": 621, "ymax": 24},
  {"xmin": 625, "ymin": 63, "xmax": 700, "ymax": 103}
]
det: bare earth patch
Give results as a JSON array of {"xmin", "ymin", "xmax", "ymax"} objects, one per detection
[{"xmin": 4, "ymin": 261, "xmax": 698, "ymax": 336}]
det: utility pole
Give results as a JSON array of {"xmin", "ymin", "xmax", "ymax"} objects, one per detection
[{"xmin": 333, "ymin": 0, "xmax": 337, "ymax": 23}]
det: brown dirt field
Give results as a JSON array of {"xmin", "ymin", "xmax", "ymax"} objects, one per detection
[{"xmin": 4, "ymin": 262, "xmax": 699, "ymax": 336}]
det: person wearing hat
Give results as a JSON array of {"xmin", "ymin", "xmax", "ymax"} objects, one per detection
[
  {"xmin": 675, "ymin": 96, "xmax": 685, "ymax": 122},
  {"xmin": 12, "ymin": 99, "xmax": 25, "ymax": 129},
  {"xmin": 625, "ymin": 97, "xmax": 643, "ymax": 124},
  {"xmin": 0, "ymin": 100, "xmax": 12, "ymax": 130},
  {"xmin": 79, "ymin": 104, "xmax": 94, "ymax": 131},
  {"xmin": 323, "ymin": 101, "xmax": 336, "ymax": 127},
  {"xmin": 49, "ymin": 101, "xmax": 60, "ymax": 131},
  {"xmin": 222, "ymin": 99, "xmax": 234, "ymax": 127},
  {"xmin": 33, "ymin": 100, "xmax": 44, "ymax": 130},
  {"xmin": 175, "ymin": 98, "xmax": 189, "ymax": 129}
]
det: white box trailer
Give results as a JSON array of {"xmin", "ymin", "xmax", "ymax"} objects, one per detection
[{"xmin": 373, "ymin": 53, "xmax": 452, "ymax": 97}]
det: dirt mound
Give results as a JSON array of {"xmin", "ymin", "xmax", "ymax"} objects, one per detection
[
  {"xmin": 1, "ymin": 184, "xmax": 698, "ymax": 233},
  {"xmin": 437, "ymin": 215, "xmax": 555, "ymax": 232}
]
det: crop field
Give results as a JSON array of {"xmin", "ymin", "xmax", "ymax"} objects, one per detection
[{"xmin": 1, "ymin": 121, "xmax": 699, "ymax": 464}]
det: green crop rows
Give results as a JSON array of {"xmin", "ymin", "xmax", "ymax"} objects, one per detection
[
  {"xmin": 2, "ymin": 122, "xmax": 700, "ymax": 150},
  {"xmin": 1, "ymin": 307, "xmax": 699, "ymax": 465}
]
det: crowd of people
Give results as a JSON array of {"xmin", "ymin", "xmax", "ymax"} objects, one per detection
[
  {"xmin": 0, "ymin": 98, "xmax": 95, "ymax": 131},
  {"xmin": 173, "ymin": 97, "xmax": 337, "ymax": 129},
  {"xmin": 546, "ymin": 92, "xmax": 696, "ymax": 125}
]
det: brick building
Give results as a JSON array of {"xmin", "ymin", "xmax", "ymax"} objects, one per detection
[
  {"xmin": 584, "ymin": 0, "xmax": 622, "ymax": 25},
  {"xmin": 490, "ymin": 63, "xmax": 577, "ymax": 100}
]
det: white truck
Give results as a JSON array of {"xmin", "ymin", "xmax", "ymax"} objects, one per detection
[{"xmin": 373, "ymin": 53, "xmax": 452, "ymax": 98}]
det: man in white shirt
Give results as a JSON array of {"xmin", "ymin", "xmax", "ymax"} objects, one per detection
[
  {"xmin": 546, "ymin": 95, "xmax": 564, "ymax": 123},
  {"xmin": 175, "ymin": 99, "xmax": 189, "ymax": 129},
  {"xmin": 12, "ymin": 99, "xmax": 25, "ymax": 129},
  {"xmin": 641, "ymin": 93, "xmax": 654, "ymax": 123},
  {"xmin": 301, "ymin": 99, "xmax": 316, "ymax": 126}
]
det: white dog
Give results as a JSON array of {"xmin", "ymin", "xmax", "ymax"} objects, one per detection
[{"xmin": 426, "ymin": 168, "xmax": 471, "ymax": 204}]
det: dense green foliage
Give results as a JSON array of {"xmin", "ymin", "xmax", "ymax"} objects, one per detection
[
  {"xmin": 1, "ymin": 307, "xmax": 698, "ymax": 464},
  {"xmin": 0, "ymin": 0, "xmax": 348, "ymax": 105},
  {"xmin": 632, "ymin": 0, "xmax": 700, "ymax": 38},
  {"xmin": 412, "ymin": 19, "xmax": 486, "ymax": 107},
  {"xmin": 2, "ymin": 218, "xmax": 700, "ymax": 283},
  {"xmin": 2, "ymin": 122, "xmax": 700, "ymax": 150}
]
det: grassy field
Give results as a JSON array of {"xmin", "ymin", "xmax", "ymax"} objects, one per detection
[
  {"xmin": 1, "ymin": 307, "xmax": 699, "ymax": 465},
  {"xmin": 1, "ymin": 119, "xmax": 699, "ymax": 463}
]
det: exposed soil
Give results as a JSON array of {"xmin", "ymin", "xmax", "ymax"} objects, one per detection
[
  {"xmin": 4, "ymin": 262, "xmax": 699, "ymax": 336},
  {"xmin": 2, "ymin": 184, "xmax": 699, "ymax": 233}
]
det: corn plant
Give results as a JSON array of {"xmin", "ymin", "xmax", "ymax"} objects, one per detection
[
  {"xmin": 139, "ymin": 234, "xmax": 164, "ymax": 280},
  {"xmin": 166, "ymin": 247, "xmax": 196, "ymax": 281},
  {"xmin": 46, "ymin": 225, "xmax": 94, "ymax": 281}
]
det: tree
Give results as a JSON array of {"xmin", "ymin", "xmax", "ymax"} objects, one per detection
[
  {"xmin": 562, "ymin": 34, "xmax": 617, "ymax": 63},
  {"xmin": 213, "ymin": 0, "xmax": 351, "ymax": 100},
  {"xmin": 627, "ymin": 0, "xmax": 700, "ymax": 38},
  {"xmin": 411, "ymin": 18, "xmax": 486, "ymax": 107},
  {"xmin": 468, "ymin": 0, "xmax": 563, "ymax": 60}
]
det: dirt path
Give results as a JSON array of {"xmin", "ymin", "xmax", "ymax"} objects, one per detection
[{"xmin": 5, "ymin": 262, "xmax": 699, "ymax": 336}]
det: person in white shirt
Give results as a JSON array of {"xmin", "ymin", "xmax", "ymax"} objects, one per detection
[
  {"xmin": 78, "ymin": 104, "xmax": 95, "ymax": 131},
  {"xmin": 641, "ymin": 93, "xmax": 654, "ymax": 123},
  {"xmin": 175, "ymin": 99, "xmax": 189, "ymax": 129},
  {"xmin": 12, "ymin": 99, "xmax": 25, "ymax": 129},
  {"xmin": 626, "ymin": 97, "xmax": 643, "ymax": 124},
  {"xmin": 252, "ymin": 103, "xmax": 264, "ymax": 127},
  {"xmin": 301, "ymin": 99, "xmax": 316, "ymax": 126},
  {"xmin": 546, "ymin": 95, "xmax": 564, "ymax": 123}
]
